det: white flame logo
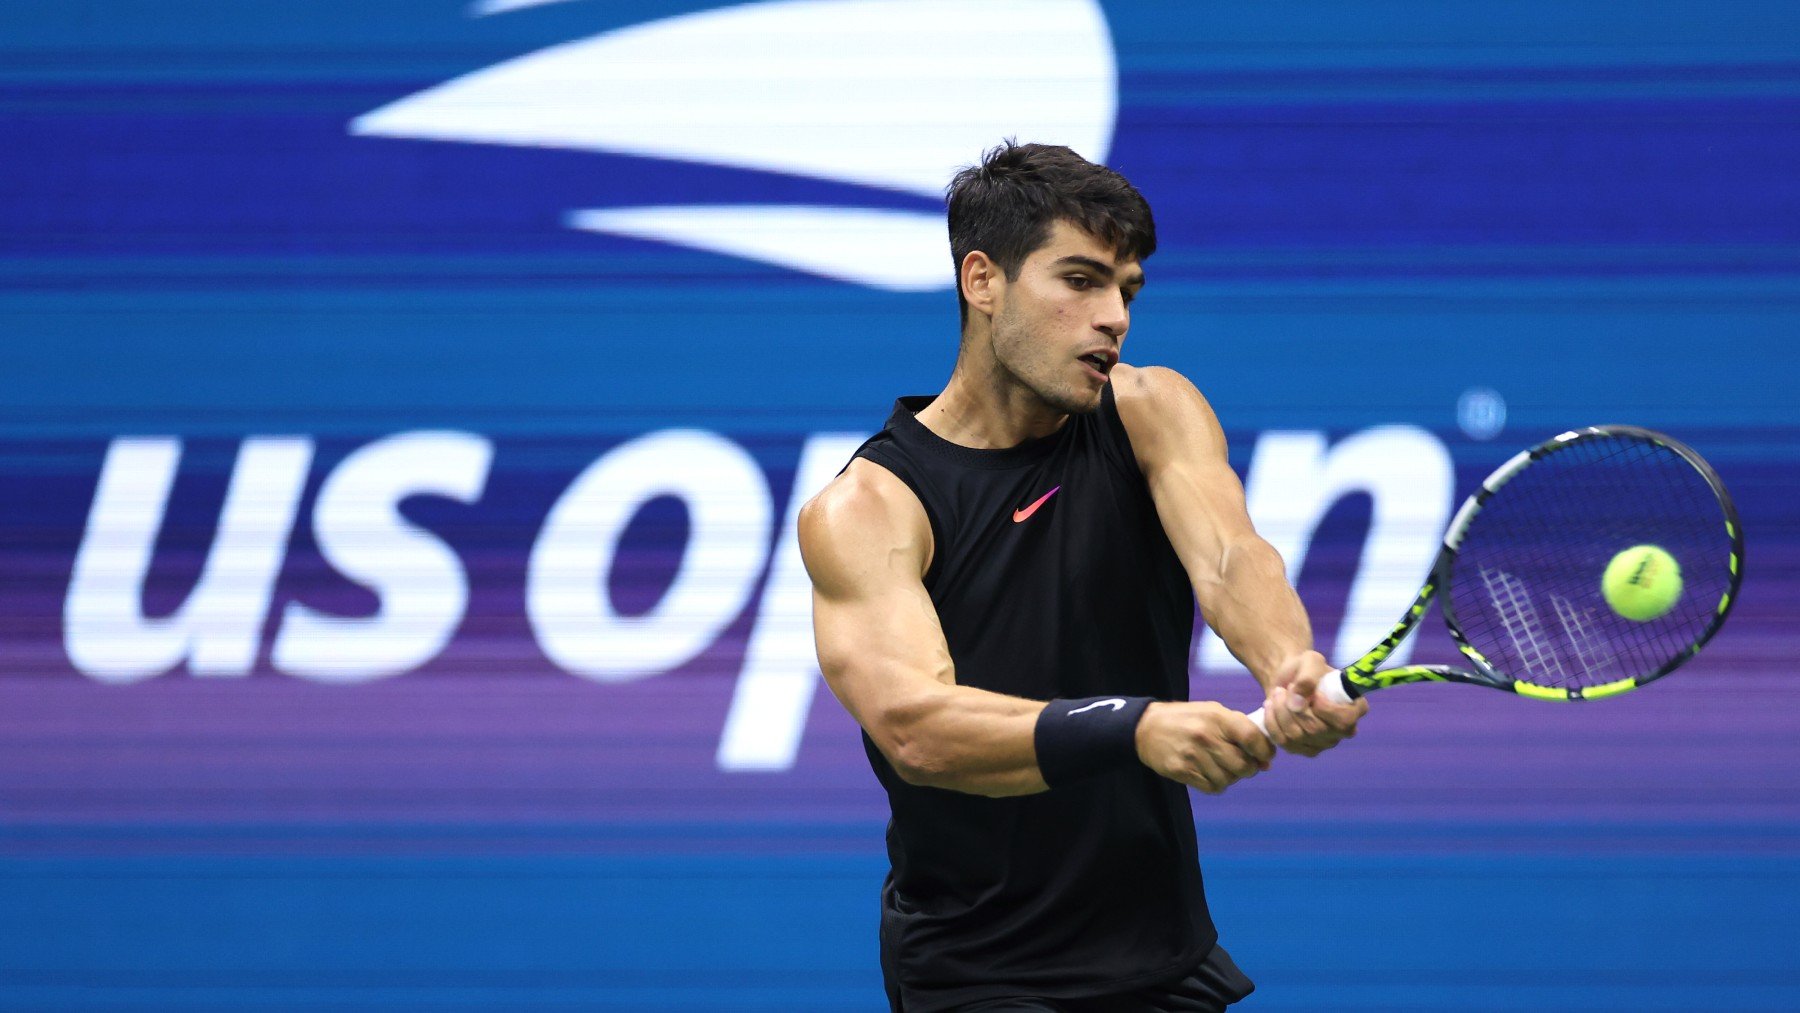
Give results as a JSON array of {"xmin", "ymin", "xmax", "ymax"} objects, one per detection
[{"xmin": 351, "ymin": 0, "xmax": 1117, "ymax": 290}]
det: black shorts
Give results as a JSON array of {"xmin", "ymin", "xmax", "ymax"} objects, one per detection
[{"xmin": 896, "ymin": 944, "xmax": 1256, "ymax": 1013}]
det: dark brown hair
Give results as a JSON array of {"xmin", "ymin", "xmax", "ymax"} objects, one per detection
[{"xmin": 945, "ymin": 140, "xmax": 1156, "ymax": 325}]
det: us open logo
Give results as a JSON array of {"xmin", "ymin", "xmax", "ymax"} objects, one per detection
[
  {"xmin": 349, "ymin": 0, "xmax": 1118, "ymax": 291},
  {"xmin": 66, "ymin": 427, "xmax": 1451, "ymax": 770}
]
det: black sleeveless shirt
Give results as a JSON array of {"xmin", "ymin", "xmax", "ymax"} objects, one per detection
[{"xmin": 852, "ymin": 385, "xmax": 1216, "ymax": 1010}]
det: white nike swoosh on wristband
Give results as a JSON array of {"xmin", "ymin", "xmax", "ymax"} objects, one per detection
[{"xmin": 1067, "ymin": 698, "xmax": 1127, "ymax": 715}]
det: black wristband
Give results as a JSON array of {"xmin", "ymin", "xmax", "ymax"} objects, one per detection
[{"xmin": 1033, "ymin": 696, "xmax": 1154, "ymax": 788}]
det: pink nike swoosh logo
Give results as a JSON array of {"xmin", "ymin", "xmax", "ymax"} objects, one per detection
[{"xmin": 1012, "ymin": 485, "xmax": 1061, "ymax": 523}]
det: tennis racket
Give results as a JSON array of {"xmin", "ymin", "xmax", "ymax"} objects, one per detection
[{"xmin": 1249, "ymin": 425, "xmax": 1743, "ymax": 736}]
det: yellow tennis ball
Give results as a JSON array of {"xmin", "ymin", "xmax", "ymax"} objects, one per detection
[{"xmin": 1602, "ymin": 545, "xmax": 1683, "ymax": 621}]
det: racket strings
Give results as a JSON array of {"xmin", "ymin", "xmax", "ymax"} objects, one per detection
[{"xmin": 1446, "ymin": 435, "xmax": 1732, "ymax": 690}]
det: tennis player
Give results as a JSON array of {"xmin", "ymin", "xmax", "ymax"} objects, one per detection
[{"xmin": 800, "ymin": 141, "xmax": 1367, "ymax": 1012}]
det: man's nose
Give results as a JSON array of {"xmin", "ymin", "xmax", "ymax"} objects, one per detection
[{"xmin": 1094, "ymin": 293, "xmax": 1128, "ymax": 337}]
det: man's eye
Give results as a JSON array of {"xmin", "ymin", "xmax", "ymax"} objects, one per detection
[{"xmin": 1066, "ymin": 275, "xmax": 1092, "ymax": 289}]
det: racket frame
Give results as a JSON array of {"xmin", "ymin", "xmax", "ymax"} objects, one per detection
[{"xmin": 1334, "ymin": 425, "xmax": 1744, "ymax": 703}]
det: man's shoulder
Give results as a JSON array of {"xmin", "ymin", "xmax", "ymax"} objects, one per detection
[
  {"xmin": 1110, "ymin": 364, "xmax": 1223, "ymax": 460},
  {"xmin": 1111, "ymin": 363, "xmax": 1208, "ymax": 418},
  {"xmin": 798, "ymin": 458, "xmax": 932, "ymax": 588},
  {"xmin": 805, "ymin": 458, "xmax": 919, "ymax": 531}
]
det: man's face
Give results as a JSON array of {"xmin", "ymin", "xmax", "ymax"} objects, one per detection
[{"xmin": 988, "ymin": 219, "xmax": 1143, "ymax": 415}]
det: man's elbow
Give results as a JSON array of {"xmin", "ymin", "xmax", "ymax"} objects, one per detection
[
  {"xmin": 870, "ymin": 695, "xmax": 953, "ymax": 787},
  {"xmin": 867, "ymin": 687, "xmax": 1033, "ymax": 797},
  {"xmin": 890, "ymin": 743, "xmax": 1021, "ymax": 797},
  {"xmin": 890, "ymin": 741, "xmax": 952, "ymax": 788},
  {"xmin": 885, "ymin": 724, "xmax": 1032, "ymax": 798}
]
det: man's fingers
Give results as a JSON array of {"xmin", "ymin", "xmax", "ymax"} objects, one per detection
[
  {"xmin": 1144, "ymin": 701, "xmax": 1309, "ymax": 790},
  {"xmin": 1315, "ymin": 697, "xmax": 1365, "ymax": 734},
  {"xmin": 1281, "ymin": 692, "xmax": 1329, "ymax": 740},
  {"xmin": 1287, "ymin": 671, "xmax": 1318, "ymax": 702},
  {"xmin": 1266, "ymin": 685, "xmax": 1354, "ymax": 755},
  {"xmin": 1264, "ymin": 687, "xmax": 1301, "ymax": 744},
  {"xmin": 1218, "ymin": 746, "xmax": 1259, "ymax": 781},
  {"xmin": 1308, "ymin": 696, "xmax": 1369, "ymax": 741},
  {"xmin": 1187, "ymin": 756, "xmax": 1229, "ymax": 794},
  {"xmin": 1225, "ymin": 714, "xmax": 1276, "ymax": 767},
  {"xmin": 1195, "ymin": 736, "xmax": 1263, "ymax": 790}
]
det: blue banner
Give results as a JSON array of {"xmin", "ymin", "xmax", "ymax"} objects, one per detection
[{"xmin": 3, "ymin": 1, "xmax": 1797, "ymax": 1008}]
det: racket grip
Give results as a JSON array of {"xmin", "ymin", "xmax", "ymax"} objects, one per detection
[{"xmin": 1246, "ymin": 668, "xmax": 1353, "ymax": 740}]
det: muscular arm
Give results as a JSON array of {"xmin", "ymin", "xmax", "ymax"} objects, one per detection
[
  {"xmin": 1113, "ymin": 364, "xmax": 1366, "ymax": 753},
  {"xmin": 803, "ymin": 457, "xmax": 1269, "ymax": 796},
  {"xmin": 802, "ymin": 460, "xmax": 1048, "ymax": 797},
  {"xmin": 1112, "ymin": 365, "xmax": 1311, "ymax": 685}
]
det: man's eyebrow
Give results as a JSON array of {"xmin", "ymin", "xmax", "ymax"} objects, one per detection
[{"xmin": 1053, "ymin": 254, "xmax": 1114, "ymax": 278}]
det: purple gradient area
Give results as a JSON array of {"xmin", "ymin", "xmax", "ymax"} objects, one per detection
[{"xmin": 1, "ymin": 438, "xmax": 1794, "ymax": 860}]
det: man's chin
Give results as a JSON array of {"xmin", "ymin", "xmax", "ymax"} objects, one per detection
[{"xmin": 1041, "ymin": 385, "xmax": 1104, "ymax": 416}]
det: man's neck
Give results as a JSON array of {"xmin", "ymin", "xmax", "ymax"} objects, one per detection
[{"xmin": 914, "ymin": 349, "xmax": 1068, "ymax": 450}]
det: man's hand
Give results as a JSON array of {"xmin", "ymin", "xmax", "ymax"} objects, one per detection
[
  {"xmin": 1263, "ymin": 650, "xmax": 1368, "ymax": 757},
  {"xmin": 1134, "ymin": 701, "xmax": 1274, "ymax": 794}
]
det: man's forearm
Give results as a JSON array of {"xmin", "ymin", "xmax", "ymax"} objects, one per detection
[
  {"xmin": 870, "ymin": 682, "xmax": 1051, "ymax": 797},
  {"xmin": 1199, "ymin": 535, "xmax": 1317, "ymax": 688}
]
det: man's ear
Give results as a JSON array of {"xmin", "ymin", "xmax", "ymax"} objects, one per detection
[{"xmin": 960, "ymin": 251, "xmax": 1002, "ymax": 317}]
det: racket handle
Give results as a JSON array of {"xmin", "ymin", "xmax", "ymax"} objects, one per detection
[{"xmin": 1246, "ymin": 668, "xmax": 1353, "ymax": 740}]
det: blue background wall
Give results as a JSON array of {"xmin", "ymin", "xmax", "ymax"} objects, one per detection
[{"xmin": 3, "ymin": 1, "xmax": 1798, "ymax": 1008}]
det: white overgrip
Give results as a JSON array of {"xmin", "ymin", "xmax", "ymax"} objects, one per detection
[{"xmin": 1247, "ymin": 668, "xmax": 1353, "ymax": 739}]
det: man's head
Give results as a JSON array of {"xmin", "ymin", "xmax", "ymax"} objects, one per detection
[
  {"xmin": 945, "ymin": 142, "xmax": 1156, "ymax": 413},
  {"xmin": 946, "ymin": 141, "xmax": 1156, "ymax": 327}
]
